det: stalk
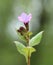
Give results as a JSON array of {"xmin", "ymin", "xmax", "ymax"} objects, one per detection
[
  {"xmin": 27, "ymin": 36, "xmax": 30, "ymax": 65},
  {"xmin": 27, "ymin": 56, "xmax": 30, "ymax": 65}
]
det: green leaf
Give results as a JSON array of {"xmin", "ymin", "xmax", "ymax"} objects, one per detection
[
  {"xmin": 14, "ymin": 41, "xmax": 36, "ymax": 63},
  {"xmin": 29, "ymin": 31, "xmax": 44, "ymax": 46},
  {"xmin": 14, "ymin": 41, "xmax": 25, "ymax": 55},
  {"xmin": 23, "ymin": 47, "xmax": 36, "ymax": 62},
  {"xmin": 25, "ymin": 31, "xmax": 33, "ymax": 36},
  {"xmin": 17, "ymin": 32, "xmax": 27, "ymax": 43},
  {"xmin": 29, "ymin": 47, "xmax": 36, "ymax": 57}
]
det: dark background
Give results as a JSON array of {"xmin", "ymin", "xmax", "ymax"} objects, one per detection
[{"xmin": 0, "ymin": 0, "xmax": 53, "ymax": 65}]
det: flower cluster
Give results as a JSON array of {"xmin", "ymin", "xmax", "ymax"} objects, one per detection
[{"xmin": 17, "ymin": 12, "xmax": 32, "ymax": 43}]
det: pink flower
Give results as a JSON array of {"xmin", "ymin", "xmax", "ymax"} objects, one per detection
[{"xmin": 18, "ymin": 12, "xmax": 32, "ymax": 23}]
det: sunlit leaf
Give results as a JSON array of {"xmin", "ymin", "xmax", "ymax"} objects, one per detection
[
  {"xmin": 29, "ymin": 47, "xmax": 36, "ymax": 56},
  {"xmin": 14, "ymin": 41, "xmax": 25, "ymax": 55},
  {"xmin": 23, "ymin": 46, "xmax": 36, "ymax": 62},
  {"xmin": 14, "ymin": 41, "xmax": 36, "ymax": 63},
  {"xmin": 29, "ymin": 31, "xmax": 44, "ymax": 46}
]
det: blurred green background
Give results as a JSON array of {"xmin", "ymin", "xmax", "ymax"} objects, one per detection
[{"xmin": 0, "ymin": 0, "xmax": 53, "ymax": 65}]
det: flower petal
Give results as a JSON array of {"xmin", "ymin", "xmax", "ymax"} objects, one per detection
[
  {"xmin": 24, "ymin": 14, "xmax": 32, "ymax": 23},
  {"xmin": 28, "ymin": 13, "xmax": 32, "ymax": 21},
  {"xmin": 18, "ymin": 16, "xmax": 24, "ymax": 22},
  {"xmin": 18, "ymin": 12, "xmax": 32, "ymax": 23},
  {"xmin": 21, "ymin": 12, "xmax": 27, "ymax": 18},
  {"xmin": 20, "ymin": 12, "xmax": 27, "ymax": 22}
]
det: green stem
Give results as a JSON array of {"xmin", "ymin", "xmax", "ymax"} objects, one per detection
[
  {"xmin": 27, "ymin": 36, "xmax": 30, "ymax": 65},
  {"xmin": 27, "ymin": 56, "xmax": 30, "ymax": 65},
  {"xmin": 25, "ymin": 23, "xmax": 30, "ymax": 65}
]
